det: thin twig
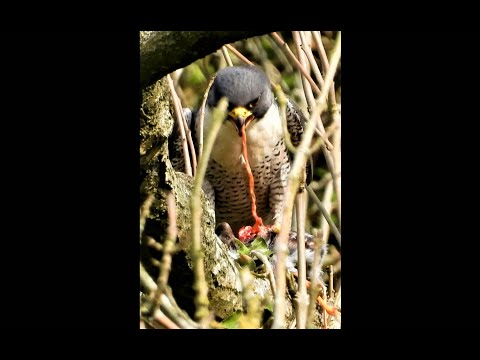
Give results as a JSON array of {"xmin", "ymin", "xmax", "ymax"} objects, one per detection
[
  {"xmin": 157, "ymin": 286, "xmax": 198, "ymax": 329},
  {"xmin": 140, "ymin": 107, "xmax": 151, "ymax": 120},
  {"xmin": 269, "ymin": 32, "xmax": 333, "ymax": 149},
  {"xmin": 225, "ymin": 43, "xmax": 277, "ymax": 88},
  {"xmin": 250, "ymin": 250, "xmax": 276, "ymax": 298},
  {"xmin": 271, "ymin": 32, "xmax": 321, "ymax": 96},
  {"xmin": 322, "ymin": 284, "xmax": 328, "ymax": 329},
  {"xmin": 190, "ymin": 97, "xmax": 228, "ymax": 323},
  {"xmin": 264, "ymin": 35, "xmax": 294, "ymax": 73},
  {"xmin": 308, "ymin": 122, "xmax": 339, "ymax": 155},
  {"xmin": 196, "ymin": 75, "xmax": 217, "ymax": 160},
  {"xmin": 320, "ymin": 180, "xmax": 334, "ymax": 246},
  {"xmin": 145, "ymin": 236, "xmax": 163, "ymax": 252},
  {"xmin": 312, "ymin": 31, "xmax": 337, "ymax": 106},
  {"xmin": 158, "ymin": 192, "xmax": 177, "ymax": 288},
  {"xmin": 272, "ymin": 32, "xmax": 341, "ymax": 329},
  {"xmin": 306, "ymin": 230, "xmax": 325, "ymax": 328},
  {"xmin": 171, "ymin": 69, "xmax": 187, "ymax": 105},
  {"xmin": 238, "ymin": 267, "xmax": 262, "ymax": 328},
  {"xmin": 312, "ymin": 31, "xmax": 341, "ymax": 222},
  {"xmin": 293, "ymin": 32, "xmax": 339, "ymax": 211},
  {"xmin": 140, "ymin": 262, "xmax": 158, "ymax": 294},
  {"xmin": 221, "ymin": 46, "xmax": 234, "ymax": 67},
  {"xmin": 294, "ymin": 190, "xmax": 308, "ymax": 329},
  {"xmin": 153, "ymin": 309, "xmax": 181, "ymax": 329},
  {"xmin": 334, "ymin": 283, "xmax": 341, "ymax": 309},
  {"xmin": 225, "ymin": 44, "xmax": 255, "ymax": 66},
  {"xmin": 291, "ymin": 31, "xmax": 338, "ymax": 203},
  {"xmin": 274, "ymin": 85, "xmax": 296, "ymax": 153},
  {"xmin": 292, "ymin": 31, "xmax": 316, "ymax": 118},
  {"xmin": 251, "ymin": 37, "xmax": 270, "ymax": 65},
  {"xmin": 329, "ymin": 265, "xmax": 334, "ymax": 299},
  {"xmin": 299, "ymin": 31, "xmax": 325, "ymax": 88},
  {"xmin": 309, "ymin": 172, "xmax": 332, "ymax": 191},
  {"xmin": 332, "ymin": 112, "xmax": 341, "ymax": 225},
  {"xmin": 167, "ymin": 74, "xmax": 192, "ymax": 177},
  {"xmin": 307, "ymin": 185, "xmax": 341, "ymax": 247},
  {"xmin": 140, "ymin": 194, "xmax": 154, "ymax": 240}
]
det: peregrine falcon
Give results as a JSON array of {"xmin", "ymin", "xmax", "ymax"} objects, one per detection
[{"xmin": 171, "ymin": 65, "xmax": 311, "ymax": 237}]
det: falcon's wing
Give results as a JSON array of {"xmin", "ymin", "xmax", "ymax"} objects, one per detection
[
  {"xmin": 285, "ymin": 97, "xmax": 315, "ymax": 185},
  {"xmin": 285, "ymin": 97, "xmax": 307, "ymax": 148}
]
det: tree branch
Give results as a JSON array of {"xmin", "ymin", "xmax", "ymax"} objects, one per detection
[{"xmin": 140, "ymin": 31, "xmax": 273, "ymax": 89}]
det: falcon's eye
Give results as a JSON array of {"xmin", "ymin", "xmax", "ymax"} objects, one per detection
[{"xmin": 248, "ymin": 97, "xmax": 260, "ymax": 109}]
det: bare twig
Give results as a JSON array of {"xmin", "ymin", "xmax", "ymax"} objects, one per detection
[
  {"xmin": 306, "ymin": 230, "xmax": 326, "ymax": 328},
  {"xmin": 251, "ymin": 37, "xmax": 269, "ymax": 64},
  {"xmin": 142, "ymin": 264, "xmax": 199, "ymax": 329},
  {"xmin": 171, "ymin": 69, "xmax": 187, "ymax": 105},
  {"xmin": 140, "ymin": 262, "xmax": 158, "ymax": 294},
  {"xmin": 271, "ymin": 32, "xmax": 321, "ymax": 96},
  {"xmin": 308, "ymin": 122, "xmax": 339, "ymax": 155},
  {"xmin": 272, "ymin": 32, "xmax": 341, "ymax": 329},
  {"xmin": 276, "ymin": 83, "xmax": 336, "ymax": 156},
  {"xmin": 274, "ymin": 85, "xmax": 296, "ymax": 153},
  {"xmin": 221, "ymin": 46, "xmax": 234, "ymax": 67},
  {"xmin": 196, "ymin": 75, "xmax": 217, "ymax": 160},
  {"xmin": 239, "ymin": 268, "xmax": 262, "ymax": 328},
  {"xmin": 291, "ymin": 32, "xmax": 339, "ymax": 202},
  {"xmin": 167, "ymin": 74, "xmax": 192, "ymax": 177},
  {"xmin": 312, "ymin": 31, "xmax": 341, "ymax": 221},
  {"xmin": 225, "ymin": 43, "xmax": 256, "ymax": 66},
  {"xmin": 307, "ymin": 185, "xmax": 341, "ymax": 246},
  {"xmin": 250, "ymin": 250, "xmax": 276, "ymax": 298},
  {"xmin": 332, "ymin": 113, "xmax": 341, "ymax": 225},
  {"xmin": 153, "ymin": 309, "xmax": 181, "ymax": 329},
  {"xmin": 278, "ymin": 34, "xmax": 338, "ymax": 206},
  {"xmin": 322, "ymin": 284, "xmax": 328, "ymax": 329},
  {"xmin": 225, "ymin": 44, "xmax": 277, "ymax": 88},
  {"xmin": 320, "ymin": 180, "xmax": 334, "ymax": 245},
  {"xmin": 292, "ymin": 31, "xmax": 316, "ymax": 117},
  {"xmin": 329, "ymin": 265, "xmax": 334, "ymax": 299},
  {"xmin": 291, "ymin": 32, "xmax": 335, "ymax": 157},
  {"xmin": 145, "ymin": 236, "xmax": 163, "ymax": 252},
  {"xmin": 294, "ymin": 191, "xmax": 308, "ymax": 329},
  {"xmin": 140, "ymin": 107, "xmax": 151, "ymax": 120},
  {"xmin": 299, "ymin": 31, "xmax": 325, "ymax": 88},
  {"xmin": 158, "ymin": 192, "xmax": 177, "ymax": 288},
  {"xmin": 140, "ymin": 194, "xmax": 154, "ymax": 240},
  {"xmin": 264, "ymin": 35, "xmax": 294, "ymax": 73},
  {"xmin": 334, "ymin": 283, "xmax": 341, "ymax": 309},
  {"xmin": 312, "ymin": 31, "xmax": 337, "ymax": 106},
  {"xmin": 309, "ymin": 173, "xmax": 332, "ymax": 191},
  {"xmin": 190, "ymin": 97, "xmax": 228, "ymax": 323}
]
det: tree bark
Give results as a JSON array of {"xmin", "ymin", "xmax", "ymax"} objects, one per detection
[{"xmin": 140, "ymin": 31, "xmax": 273, "ymax": 89}]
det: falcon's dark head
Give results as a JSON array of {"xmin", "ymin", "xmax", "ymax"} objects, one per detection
[{"xmin": 207, "ymin": 66, "xmax": 274, "ymax": 136}]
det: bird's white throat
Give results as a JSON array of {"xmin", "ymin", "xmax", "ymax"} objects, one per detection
[{"xmin": 201, "ymin": 104, "xmax": 283, "ymax": 169}]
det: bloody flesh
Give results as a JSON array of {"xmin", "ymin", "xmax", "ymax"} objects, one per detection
[{"xmin": 239, "ymin": 125, "xmax": 265, "ymax": 241}]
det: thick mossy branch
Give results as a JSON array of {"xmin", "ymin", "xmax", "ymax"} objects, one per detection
[
  {"xmin": 140, "ymin": 73, "xmax": 284, "ymax": 322},
  {"xmin": 140, "ymin": 31, "xmax": 272, "ymax": 89}
]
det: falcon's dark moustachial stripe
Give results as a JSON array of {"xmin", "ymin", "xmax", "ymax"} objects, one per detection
[{"xmin": 172, "ymin": 65, "xmax": 309, "ymax": 236}]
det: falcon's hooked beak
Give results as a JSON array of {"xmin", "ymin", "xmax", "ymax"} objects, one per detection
[{"xmin": 228, "ymin": 106, "xmax": 255, "ymax": 136}]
